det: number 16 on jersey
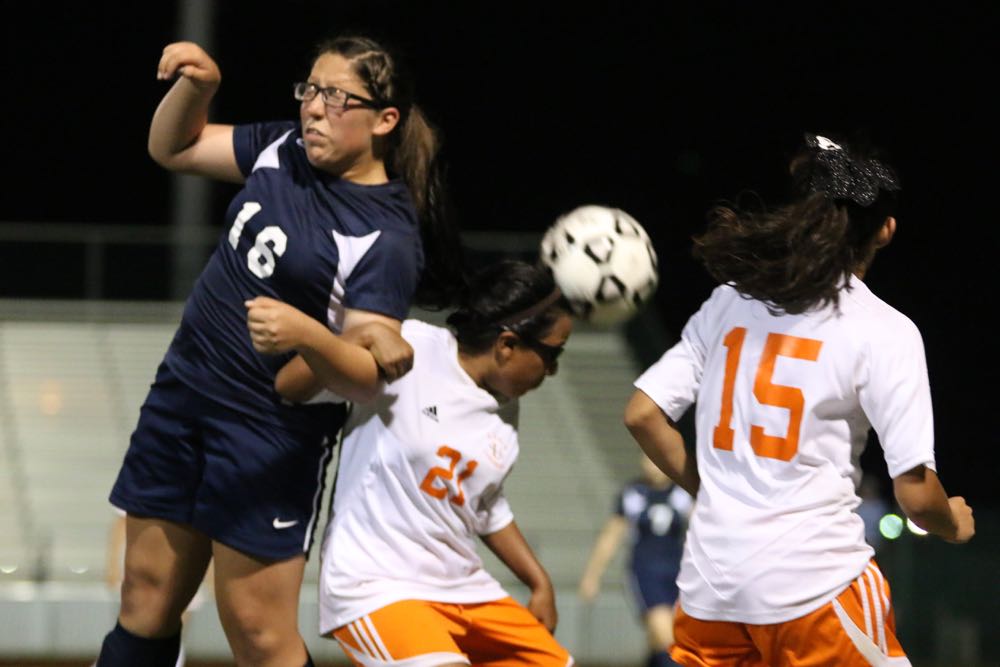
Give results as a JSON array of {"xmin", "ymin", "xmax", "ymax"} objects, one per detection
[{"xmin": 228, "ymin": 202, "xmax": 288, "ymax": 279}]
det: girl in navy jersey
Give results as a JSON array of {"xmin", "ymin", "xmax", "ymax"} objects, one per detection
[
  {"xmin": 625, "ymin": 134, "xmax": 974, "ymax": 666},
  {"xmin": 98, "ymin": 36, "xmax": 460, "ymax": 667},
  {"xmin": 578, "ymin": 453, "xmax": 691, "ymax": 667}
]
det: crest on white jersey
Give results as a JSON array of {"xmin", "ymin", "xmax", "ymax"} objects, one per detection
[{"xmin": 486, "ymin": 433, "xmax": 511, "ymax": 468}]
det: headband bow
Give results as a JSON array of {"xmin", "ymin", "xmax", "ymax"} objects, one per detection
[{"xmin": 804, "ymin": 133, "xmax": 900, "ymax": 207}]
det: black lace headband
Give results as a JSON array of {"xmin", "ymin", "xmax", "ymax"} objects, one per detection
[
  {"xmin": 446, "ymin": 286, "xmax": 565, "ymax": 334},
  {"xmin": 804, "ymin": 133, "xmax": 900, "ymax": 207},
  {"xmin": 496, "ymin": 287, "xmax": 564, "ymax": 329}
]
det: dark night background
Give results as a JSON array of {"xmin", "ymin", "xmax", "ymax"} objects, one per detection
[{"xmin": 1, "ymin": 2, "xmax": 997, "ymax": 507}]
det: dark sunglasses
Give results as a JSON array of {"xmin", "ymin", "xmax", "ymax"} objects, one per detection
[{"xmin": 519, "ymin": 335, "xmax": 565, "ymax": 366}]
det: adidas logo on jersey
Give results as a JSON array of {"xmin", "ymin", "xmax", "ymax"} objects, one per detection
[{"xmin": 422, "ymin": 405, "xmax": 439, "ymax": 421}]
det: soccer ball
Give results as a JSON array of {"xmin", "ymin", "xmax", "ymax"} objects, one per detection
[{"xmin": 540, "ymin": 205, "xmax": 659, "ymax": 327}]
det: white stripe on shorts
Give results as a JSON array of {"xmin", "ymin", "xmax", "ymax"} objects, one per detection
[
  {"xmin": 362, "ymin": 615, "xmax": 393, "ymax": 661},
  {"xmin": 868, "ymin": 562, "xmax": 892, "ymax": 623},
  {"xmin": 348, "ymin": 619, "xmax": 386, "ymax": 661},
  {"xmin": 335, "ymin": 639, "xmax": 468, "ymax": 667},
  {"xmin": 857, "ymin": 570, "xmax": 874, "ymax": 641},
  {"xmin": 864, "ymin": 565, "xmax": 887, "ymax": 653},
  {"xmin": 302, "ymin": 434, "xmax": 332, "ymax": 552},
  {"xmin": 832, "ymin": 598, "xmax": 912, "ymax": 667}
]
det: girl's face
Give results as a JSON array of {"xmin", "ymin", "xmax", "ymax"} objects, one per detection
[
  {"xmin": 489, "ymin": 313, "xmax": 573, "ymax": 401},
  {"xmin": 299, "ymin": 53, "xmax": 394, "ymax": 177}
]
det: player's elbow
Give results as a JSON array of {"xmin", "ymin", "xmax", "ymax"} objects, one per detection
[
  {"xmin": 892, "ymin": 466, "xmax": 947, "ymax": 525},
  {"xmin": 624, "ymin": 390, "xmax": 661, "ymax": 436},
  {"xmin": 148, "ymin": 141, "xmax": 182, "ymax": 171},
  {"xmin": 894, "ymin": 490, "xmax": 942, "ymax": 527},
  {"xmin": 147, "ymin": 131, "xmax": 197, "ymax": 172}
]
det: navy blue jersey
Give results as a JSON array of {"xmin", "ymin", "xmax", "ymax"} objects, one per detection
[
  {"xmin": 164, "ymin": 121, "xmax": 423, "ymax": 431},
  {"xmin": 615, "ymin": 480, "xmax": 691, "ymax": 573}
]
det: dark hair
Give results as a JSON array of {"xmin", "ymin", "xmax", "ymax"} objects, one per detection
[
  {"xmin": 446, "ymin": 260, "xmax": 572, "ymax": 353},
  {"xmin": 315, "ymin": 35, "xmax": 464, "ymax": 309},
  {"xmin": 692, "ymin": 133, "xmax": 901, "ymax": 314}
]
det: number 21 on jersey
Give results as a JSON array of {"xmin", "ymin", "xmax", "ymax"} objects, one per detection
[
  {"xmin": 420, "ymin": 446, "xmax": 478, "ymax": 506},
  {"xmin": 713, "ymin": 328, "xmax": 823, "ymax": 461}
]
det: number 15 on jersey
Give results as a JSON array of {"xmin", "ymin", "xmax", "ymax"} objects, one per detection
[{"xmin": 713, "ymin": 328, "xmax": 823, "ymax": 461}]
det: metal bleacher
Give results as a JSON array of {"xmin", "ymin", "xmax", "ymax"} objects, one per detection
[
  {"xmin": 0, "ymin": 298, "xmax": 659, "ymax": 662},
  {"xmin": 0, "ymin": 307, "xmax": 178, "ymax": 583}
]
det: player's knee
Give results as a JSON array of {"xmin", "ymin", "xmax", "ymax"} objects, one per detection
[
  {"xmin": 227, "ymin": 624, "xmax": 299, "ymax": 665},
  {"xmin": 219, "ymin": 601, "xmax": 298, "ymax": 660},
  {"xmin": 229, "ymin": 627, "xmax": 283, "ymax": 663},
  {"xmin": 118, "ymin": 570, "xmax": 184, "ymax": 635}
]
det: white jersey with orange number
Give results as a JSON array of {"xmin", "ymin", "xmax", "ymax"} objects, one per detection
[
  {"xmin": 319, "ymin": 320, "xmax": 517, "ymax": 633},
  {"xmin": 634, "ymin": 278, "xmax": 935, "ymax": 624}
]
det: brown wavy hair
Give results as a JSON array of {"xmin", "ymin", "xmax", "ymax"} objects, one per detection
[{"xmin": 693, "ymin": 135, "xmax": 900, "ymax": 314}]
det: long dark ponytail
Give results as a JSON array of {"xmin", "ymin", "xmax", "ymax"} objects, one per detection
[{"xmin": 315, "ymin": 35, "xmax": 465, "ymax": 309}]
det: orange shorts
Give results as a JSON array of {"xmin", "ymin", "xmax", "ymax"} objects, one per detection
[
  {"xmin": 672, "ymin": 561, "xmax": 911, "ymax": 666},
  {"xmin": 330, "ymin": 597, "xmax": 573, "ymax": 667}
]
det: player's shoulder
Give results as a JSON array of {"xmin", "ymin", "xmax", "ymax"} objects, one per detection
[
  {"xmin": 402, "ymin": 319, "xmax": 448, "ymax": 344},
  {"xmin": 707, "ymin": 282, "xmax": 743, "ymax": 305},
  {"xmin": 698, "ymin": 283, "xmax": 754, "ymax": 319},
  {"xmin": 233, "ymin": 121, "xmax": 302, "ymax": 174},
  {"xmin": 680, "ymin": 283, "xmax": 753, "ymax": 339},
  {"xmin": 841, "ymin": 278, "xmax": 923, "ymax": 342},
  {"xmin": 402, "ymin": 320, "xmax": 456, "ymax": 365}
]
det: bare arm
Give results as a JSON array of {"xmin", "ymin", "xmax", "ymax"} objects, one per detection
[
  {"xmin": 624, "ymin": 390, "xmax": 699, "ymax": 497},
  {"xmin": 577, "ymin": 515, "xmax": 628, "ymax": 602},
  {"xmin": 247, "ymin": 297, "xmax": 412, "ymax": 403},
  {"xmin": 892, "ymin": 465, "xmax": 974, "ymax": 543},
  {"xmin": 148, "ymin": 42, "xmax": 242, "ymax": 183},
  {"xmin": 481, "ymin": 521, "xmax": 558, "ymax": 633},
  {"xmin": 274, "ymin": 356, "xmax": 324, "ymax": 403}
]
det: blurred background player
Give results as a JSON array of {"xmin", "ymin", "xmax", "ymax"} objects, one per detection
[
  {"xmin": 266, "ymin": 260, "xmax": 574, "ymax": 667},
  {"xmin": 578, "ymin": 452, "xmax": 691, "ymax": 667},
  {"xmin": 99, "ymin": 34, "xmax": 460, "ymax": 667},
  {"xmin": 625, "ymin": 133, "xmax": 974, "ymax": 666}
]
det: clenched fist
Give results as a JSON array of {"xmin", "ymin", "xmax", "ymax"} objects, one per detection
[
  {"xmin": 157, "ymin": 41, "xmax": 221, "ymax": 88},
  {"xmin": 245, "ymin": 296, "xmax": 313, "ymax": 354}
]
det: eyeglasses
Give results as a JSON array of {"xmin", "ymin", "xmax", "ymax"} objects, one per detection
[{"xmin": 293, "ymin": 82, "xmax": 381, "ymax": 111}]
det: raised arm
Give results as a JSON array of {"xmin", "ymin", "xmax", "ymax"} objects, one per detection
[
  {"xmin": 577, "ymin": 514, "xmax": 628, "ymax": 602},
  {"xmin": 247, "ymin": 297, "xmax": 413, "ymax": 403},
  {"xmin": 148, "ymin": 41, "xmax": 242, "ymax": 183},
  {"xmin": 892, "ymin": 465, "xmax": 974, "ymax": 543},
  {"xmin": 625, "ymin": 390, "xmax": 699, "ymax": 497},
  {"xmin": 481, "ymin": 521, "xmax": 558, "ymax": 633}
]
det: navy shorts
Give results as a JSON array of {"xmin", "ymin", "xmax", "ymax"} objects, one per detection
[
  {"xmin": 627, "ymin": 561, "xmax": 680, "ymax": 613},
  {"xmin": 110, "ymin": 362, "xmax": 342, "ymax": 560}
]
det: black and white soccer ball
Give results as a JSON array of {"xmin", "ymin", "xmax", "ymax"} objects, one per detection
[{"xmin": 540, "ymin": 205, "xmax": 659, "ymax": 327}]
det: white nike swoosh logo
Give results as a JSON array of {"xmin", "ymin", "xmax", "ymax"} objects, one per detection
[{"xmin": 272, "ymin": 518, "xmax": 299, "ymax": 529}]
